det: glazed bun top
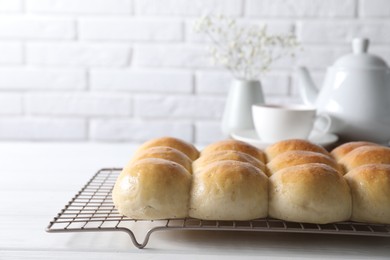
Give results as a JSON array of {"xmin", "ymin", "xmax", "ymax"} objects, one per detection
[
  {"xmin": 201, "ymin": 140, "xmax": 266, "ymax": 163},
  {"xmin": 193, "ymin": 149, "xmax": 267, "ymax": 175},
  {"xmin": 331, "ymin": 141, "xmax": 379, "ymax": 162},
  {"xmin": 339, "ymin": 145, "xmax": 390, "ymax": 172},
  {"xmin": 267, "ymin": 150, "xmax": 342, "ymax": 176},
  {"xmin": 265, "ymin": 139, "xmax": 331, "ymax": 162},
  {"xmin": 129, "ymin": 146, "xmax": 192, "ymax": 173},
  {"xmin": 135, "ymin": 136, "xmax": 200, "ymax": 160}
]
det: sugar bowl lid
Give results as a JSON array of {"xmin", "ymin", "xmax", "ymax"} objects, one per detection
[{"xmin": 333, "ymin": 38, "xmax": 389, "ymax": 69}]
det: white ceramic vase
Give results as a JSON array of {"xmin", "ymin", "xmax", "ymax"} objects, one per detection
[{"xmin": 221, "ymin": 79, "xmax": 265, "ymax": 136}]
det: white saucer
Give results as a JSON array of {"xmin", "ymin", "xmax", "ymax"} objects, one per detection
[{"xmin": 231, "ymin": 129, "xmax": 339, "ymax": 149}]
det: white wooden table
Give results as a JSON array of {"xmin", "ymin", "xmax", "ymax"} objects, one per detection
[{"xmin": 1, "ymin": 142, "xmax": 389, "ymax": 259}]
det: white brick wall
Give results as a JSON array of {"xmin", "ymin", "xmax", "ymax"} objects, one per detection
[
  {"xmin": 0, "ymin": 117, "xmax": 86, "ymax": 140},
  {"xmin": 195, "ymin": 121, "xmax": 225, "ymax": 144},
  {"xmin": 26, "ymin": 42, "xmax": 131, "ymax": 67},
  {"xmin": 79, "ymin": 18, "xmax": 183, "ymax": 41},
  {"xmin": 0, "ymin": 68, "xmax": 86, "ymax": 90},
  {"xmin": 90, "ymin": 69, "xmax": 193, "ymax": 93},
  {"xmin": 298, "ymin": 21, "xmax": 390, "ymax": 43},
  {"xmin": 0, "ymin": 94, "xmax": 23, "ymax": 115},
  {"xmin": 90, "ymin": 119, "xmax": 193, "ymax": 142},
  {"xmin": 25, "ymin": 0, "xmax": 132, "ymax": 14},
  {"xmin": 0, "ymin": 0, "xmax": 22, "ymax": 12},
  {"xmin": 0, "ymin": 15, "xmax": 74, "ymax": 39},
  {"xmin": 0, "ymin": 0, "xmax": 389, "ymax": 143},
  {"xmin": 295, "ymin": 46, "xmax": 350, "ymax": 69},
  {"xmin": 134, "ymin": 95, "xmax": 225, "ymax": 119},
  {"xmin": 0, "ymin": 42, "xmax": 23, "ymax": 64},
  {"xmin": 361, "ymin": 0, "xmax": 390, "ymax": 17},
  {"xmin": 246, "ymin": 0, "xmax": 356, "ymax": 17},
  {"xmin": 134, "ymin": 0, "xmax": 243, "ymax": 16},
  {"xmin": 186, "ymin": 20, "xmax": 294, "ymax": 43},
  {"xmin": 195, "ymin": 71, "xmax": 290, "ymax": 96},
  {"xmin": 133, "ymin": 44, "xmax": 209, "ymax": 68},
  {"xmin": 25, "ymin": 92, "xmax": 132, "ymax": 116}
]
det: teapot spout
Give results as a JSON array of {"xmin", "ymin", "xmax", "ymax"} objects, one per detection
[{"xmin": 296, "ymin": 66, "xmax": 318, "ymax": 106}]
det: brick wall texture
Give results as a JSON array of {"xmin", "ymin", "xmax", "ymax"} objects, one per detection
[{"xmin": 0, "ymin": 0, "xmax": 389, "ymax": 144}]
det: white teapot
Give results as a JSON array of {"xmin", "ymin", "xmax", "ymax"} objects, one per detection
[{"xmin": 297, "ymin": 38, "xmax": 390, "ymax": 144}]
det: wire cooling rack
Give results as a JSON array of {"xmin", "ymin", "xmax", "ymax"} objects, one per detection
[{"xmin": 46, "ymin": 168, "xmax": 390, "ymax": 249}]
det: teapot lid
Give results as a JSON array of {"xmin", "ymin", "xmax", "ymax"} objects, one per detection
[{"xmin": 333, "ymin": 38, "xmax": 389, "ymax": 69}]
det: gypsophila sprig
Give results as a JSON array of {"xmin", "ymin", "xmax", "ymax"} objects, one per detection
[{"xmin": 194, "ymin": 15, "xmax": 299, "ymax": 80}]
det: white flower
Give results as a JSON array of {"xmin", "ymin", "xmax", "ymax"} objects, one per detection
[{"xmin": 194, "ymin": 15, "xmax": 299, "ymax": 80}]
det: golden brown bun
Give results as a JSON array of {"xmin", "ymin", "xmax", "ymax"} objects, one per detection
[
  {"xmin": 193, "ymin": 150, "xmax": 267, "ymax": 175},
  {"xmin": 129, "ymin": 146, "xmax": 192, "ymax": 174},
  {"xmin": 136, "ymin": 137, "xmax": 199, "ymax": 160},
  {"xmin": 267, "ymin": 150, "xmax": 342, "ymax": 176},
  {"xmin": 269, "ymin": 163, "xmax": 351, "ymax": 224},
  {"xmin": 189, "ymin": 160, "xmax": 268, "ymax": 220},
  {"xmin": 344, "ymin": 164, "xmax": 390, "ymax": 224},
  {"xmin": 265, "ymin": 139, "xmax": 330, "ymax": 162},
  {"xmin": 331, "ymin": 141, "xmax": 379, "ymax": 162},
  {"xmin": 112, "ymin": 158, "xmax": 191, "ymax": 219},
  {"xmin": 339, "ymin": 146, "xmax": 390, "ymax": 172},
  {"xmin": 201, "ymin": 140, "xmax": 266, "ymax": 163}
]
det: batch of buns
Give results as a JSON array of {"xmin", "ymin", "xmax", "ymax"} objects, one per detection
[{"xmin": 112, "ymin": 137, "xmax": 390, "ymax": 225}]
